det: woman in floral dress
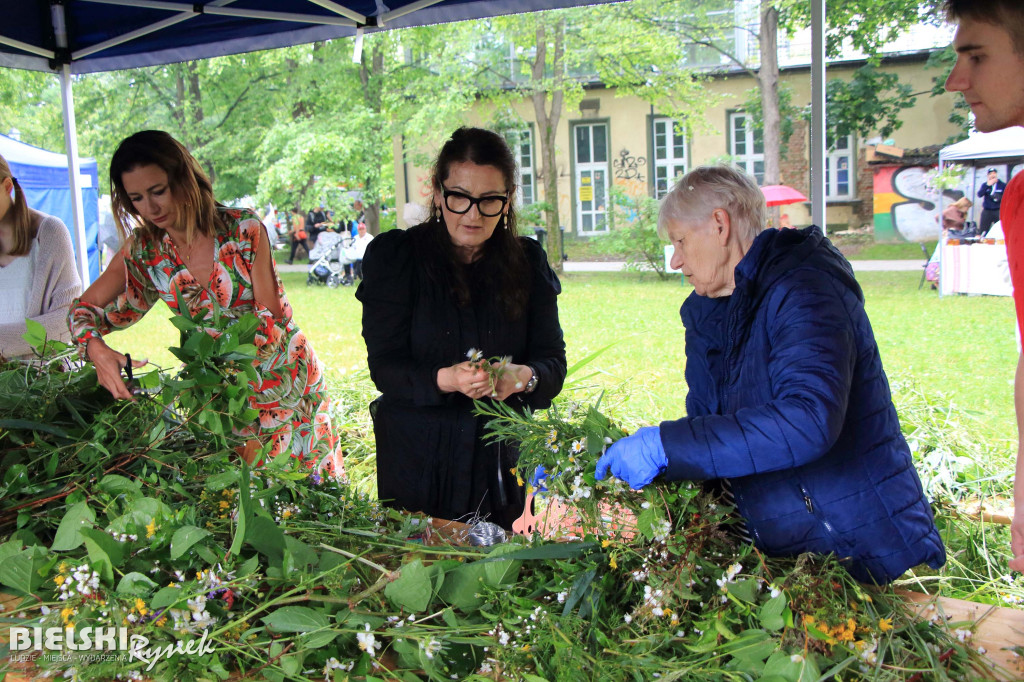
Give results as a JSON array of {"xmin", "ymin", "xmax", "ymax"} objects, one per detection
[{"xmin": 68, "ymin": 130, "xmax": 341, "ymax": 475}]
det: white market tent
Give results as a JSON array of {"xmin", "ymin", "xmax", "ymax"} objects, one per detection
[
  {"xmin": 935, "ymin": 127, "xmax": 1023, "ymax": 299},
  {"xmin": 939, "ymin": 126, "xmax": 1024, "ymax": 221},
  {"xmin": 939, "ymin": 126, "xmax": 1024, "ymax": 165},
  {"xmin": 0, "ymin": 0, "xmax": 829, "ymax": 286}
]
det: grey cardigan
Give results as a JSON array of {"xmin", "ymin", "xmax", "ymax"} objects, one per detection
[{"xmin": 0, "ymin": 213, "xmax": 83, "ymax": 359}]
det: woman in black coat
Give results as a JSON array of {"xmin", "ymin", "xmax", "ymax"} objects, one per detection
[{"xmin": 356, "ymin": 127, "xmax": 567, "ymax": 529}]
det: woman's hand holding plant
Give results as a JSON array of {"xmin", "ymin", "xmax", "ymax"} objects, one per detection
[
  {"xmin": 490, "ymin": 362, "xmax": 532, "ymax": 401},
  {"xmin": 437, "ymin": 360, "xmax": 491, "ymax": 399},
  {"xmin": 86, "ymin": 336, "xmax": 148, "ymax": 400}
]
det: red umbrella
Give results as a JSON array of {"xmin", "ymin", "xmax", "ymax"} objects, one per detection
[{"xmin": 760, "ymin": 184, "xmax": 808, "ymax": 207}]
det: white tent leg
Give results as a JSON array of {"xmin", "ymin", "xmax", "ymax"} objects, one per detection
[
  {"xmin": 59, "ymin": 63, "xmax": 91, "ymax": 288},
  {"xmin": 810, "ymin": 0, "xmax": 826, "ymax": 229}
]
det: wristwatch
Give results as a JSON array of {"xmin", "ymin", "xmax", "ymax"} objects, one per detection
[{"xmin": 523, "ymin": 366, "xmax": 538, "ymax": 394}]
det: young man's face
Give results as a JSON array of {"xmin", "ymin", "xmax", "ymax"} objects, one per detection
[{"xmin": 946, "ymin": 16, "xmax": 1024, "ymax": 132}]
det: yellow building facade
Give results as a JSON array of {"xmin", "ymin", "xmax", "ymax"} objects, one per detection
[{"xmin": 394, "ymin": 51, "xmax": 963, "ymax": 239}]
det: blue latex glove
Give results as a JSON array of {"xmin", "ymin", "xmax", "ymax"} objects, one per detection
[
  {"xmin": 529, "ymin": 465, "xmax": 548, "ymax": 493},
  {"xmin": 595, "ymin": 426, "xmax": 668, "ymax": 489}
]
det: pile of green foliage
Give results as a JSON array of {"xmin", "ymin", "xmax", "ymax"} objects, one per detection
[{"xmin": 0, "ymin": 330, "xmax": 1018, "ymax": 681}]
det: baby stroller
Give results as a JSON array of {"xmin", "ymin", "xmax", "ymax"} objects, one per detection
[{"xmin": 307, "ymin": 233, "xmax": 356, "ymax": 288}]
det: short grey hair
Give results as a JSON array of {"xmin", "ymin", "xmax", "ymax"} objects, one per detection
[{"xmin": 658, "ymin": 165, "xmax": 767, "ymax": 244}]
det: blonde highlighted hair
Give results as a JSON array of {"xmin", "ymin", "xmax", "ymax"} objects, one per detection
[
  {"xmin": 109, "ymin": 130, "xmax": 220, "ymax": 246},
  {"xmin": 0, "ymin": 153, "xmax": 36, "ymax": 257},
  {"xmin": 658, "ymin": 165, "xmax": 767, "ymax": 244}
]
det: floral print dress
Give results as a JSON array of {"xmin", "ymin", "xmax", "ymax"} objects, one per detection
[{"xmin": 68, "ymin": 208, "xmax": 342, "ymax": 475}]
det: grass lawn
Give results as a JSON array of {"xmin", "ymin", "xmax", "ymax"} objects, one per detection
[{"xmin": 111, "ymin": 269, "xmax": 1018, "ymax": 445}]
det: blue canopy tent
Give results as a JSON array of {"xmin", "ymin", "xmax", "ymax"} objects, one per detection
[
  {"xmin": 0, "ymin": 0, "xmax": 830, "ymax": 284},
  {"xmin": 0, "ymin": 132, "xmax": 99, "ymax": 281}
]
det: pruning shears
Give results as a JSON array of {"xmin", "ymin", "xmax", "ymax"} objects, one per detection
[{"xmin": 123, "ymin": 353, "xmax": 159, "ymax": 397}]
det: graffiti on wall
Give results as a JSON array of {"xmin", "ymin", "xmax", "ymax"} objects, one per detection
[
  {"xmin": 874, "ymin": 163, "xmax": 1024, "ymax": 242},
  {"xmin": 612, "ymin": 149, "xmax": 647, "ymax": 181},
  {"xmin": 872, "ymin": 166, "xmax": 941, "ymax": 242}
]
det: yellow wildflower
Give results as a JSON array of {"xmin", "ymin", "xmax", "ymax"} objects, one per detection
[
  {"xmin": 145, "ymin": 519, "xmax": 157, "ymax": 538},
  {"xmin": 281, "ymin": 509, "xmax": 293, "ymax": 520},
  {"xmin": 58, "ymin": 561, "xmax": 70, "ymax": 574},
  {"xmin": 601, "ymin": 539, "xmax": 611, "ymax": 548},
  {"xmin": 219, "ymin": 500, "xmax": 230, "ymax": 510},
  {"xmin": 878, "ymin": 617, "xmax": 893, "ymax": 632},
  {"xmin": 53, "ymin": 574, "xmax": 66, "ymax": 587},
  {"xmin": 61, "ymin": 608, "xmax": 75, "ymax": 624},
  {"xmin": 154, "ymin": 616, "xmax": 167, "ymax": 628},
  {"xmin": 609, "ymin": 555, "xmax": 618, "ymax": 569},
  {"xmin": 803, "ymin": 615, "xmax": 815, "ymax": 626},
  {"xmin": 135, "ymin": 598, "xmax": 148, "ymax": 616}
]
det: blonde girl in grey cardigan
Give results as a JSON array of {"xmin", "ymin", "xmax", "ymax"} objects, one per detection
[{"xmin": 0, "ymin": 153, "xmax": 82, "ymax": 360}]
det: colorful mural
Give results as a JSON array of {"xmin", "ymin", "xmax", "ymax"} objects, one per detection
[
  {"xmin": 872, "ymin": 165, "xmax": 941, "ymax": 243},
  {"xmin": 874, "ymin": 163, "xmax": 1024, "ymax": 242}
]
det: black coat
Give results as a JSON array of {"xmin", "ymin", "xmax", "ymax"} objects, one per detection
[{"xmin": 355, "ymin": 224, "xmax": 567, "ymax": 528}]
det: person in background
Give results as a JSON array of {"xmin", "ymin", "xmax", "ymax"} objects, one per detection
[
  {"xmin": 351, "ymin": 199, "xmax": 365, "ymax": 238},
  {"xmin": 976, "ymin": 167, "xmax": 1006, "ymax": 235},
  {"xmin": 945, "ymin": 0, "xmax": 1024, "ymax": 573},
  {"xmin": 68, "ymin": 130, "xmax": 342, "ymax": 476},
  {"xmin": 942, "ymin": 196, "xmax": 973, "ymax": 231},
  {"xmin": 595, "ymin": 165, "xmax": 945, "ymax": 584},
  {"xmin": 351, "ymin": 221, "xmax": 373, "ymax": 280},
  {"xmin": 308, "ymin": 203, "xmax": 329, "ymax": 246},
  {"xmin": 0, "ymin": 153, "xmax": 82, "ymax": 361},
  {"xmin": 356, "ymin": 127, "xmax": 567, "ymax": 530},
  {"xmin": 287, "ymin": 207, "xmax": 308, "ymax": 265}
]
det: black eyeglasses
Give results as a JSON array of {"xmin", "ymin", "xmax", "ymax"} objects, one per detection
[{"xmin": 442, "ymin": 188, "xmax": 509, "ymax": 217}]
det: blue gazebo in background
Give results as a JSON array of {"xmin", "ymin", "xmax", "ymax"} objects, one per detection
[{"xmin": 0, "ymin": 133, "xmax": 99, "ymax": 282}]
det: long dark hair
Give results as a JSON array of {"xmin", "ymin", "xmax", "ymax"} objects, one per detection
[
  {"xmin": 0, "ymin": 153, "xmax": 35, "ymax": 256},
  {"xmin": 109, "ymin": 130, "xmax": 222, "ymax": 246},
  {"xmin": 419, "ymin": 127, "xmax": 529, "ymax": 318}
]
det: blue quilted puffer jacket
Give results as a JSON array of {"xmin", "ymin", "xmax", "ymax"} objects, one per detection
[{"xmin": 660, "ymin": 226, "xmax": 945, "ymax": 584}]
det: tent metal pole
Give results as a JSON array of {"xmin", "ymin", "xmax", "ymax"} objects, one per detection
[
  {"xmin": 380, "ymin": 0, "xmax": 447, "ymax": 25},
  {"xmin": 81, "ymin": 0, "xmax": 357, "ymax": 28},
  {"xmin": 307, "ymin": 0, "xmax": 368, "ymax": 24},
  {"xmin": 0, "ymin": 35, "xmax": 55, "ymax": 59},
  {"xmin": 52, "ymin": 2, "xmax": 91, "ymax": 287},
  {"xmin": 72, "ymin": 12, "xmax": 197, "ymax": 61},
  {"xmin": 74, "ymin": 0, "xmax": 241, "ymax": 62},
  {"xmin": 810, "ymin": 0, "xmax": 826, "ymax": 229}
]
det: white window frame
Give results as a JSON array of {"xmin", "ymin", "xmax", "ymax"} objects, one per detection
[
  {"xmin": 512, "ymin": 128, "xmax": 536, "ymax": 206},
  {"xmin": 826, "ymin": 134, "xmax": 855, "ymax": 200},
  {"xmin": 573, "ymin": 122, "xmax": 610, "ymax": 234},
  {"xmin": 728, "ymin": 112, "xmax": 765, "ymax": 184},
  {"xmin": 652, "ymin": 117, "xmax": 688, "ymax": 199}
]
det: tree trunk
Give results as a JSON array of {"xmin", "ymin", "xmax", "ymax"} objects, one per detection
[
  {"xmin": 360, "ymin": 43, "xmax": 386, "ymax": 235},
  {"xmin": 758, "ymin": 0, "xmax": 781, "ymax": 225},
  {"xmin": 531, "ymin": 18, "xmax": 565, "ymax": 272}
]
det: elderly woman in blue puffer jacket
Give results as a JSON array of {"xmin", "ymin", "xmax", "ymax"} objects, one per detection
[{"xmin": 596, "ymin": 165, "xmax": 945, "ymax": 584}]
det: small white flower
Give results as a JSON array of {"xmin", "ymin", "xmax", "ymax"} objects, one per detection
[
  {"xmin": 790, "ymin": 654, "xmax": 804, "ymax": 663},
  {"xmin": 623, "ymin": 614, "xmax": 632, "ymax": 623},
  {"xmin": 420, "ymin": 637, "xmax": 442, "ymax": 659},
  {"xmin": 357, "ymin": 623, "xmax": 379, "ymax": 656}
]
